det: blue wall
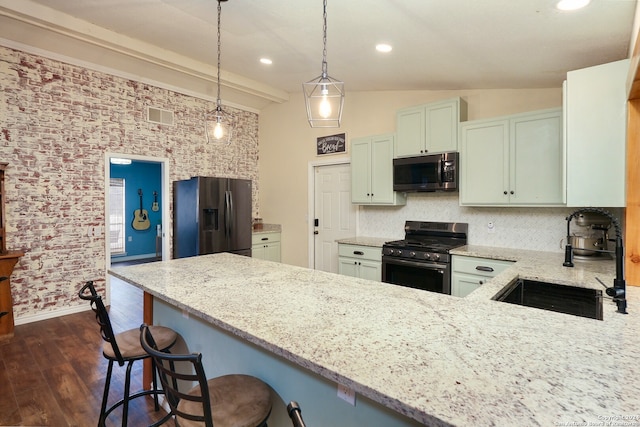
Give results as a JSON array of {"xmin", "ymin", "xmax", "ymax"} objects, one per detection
[
  {"xmin": 110, "ymin": 161, "xmax": 161, "ymax": 260},
  {"xmin": 154, "ymin": 299, "xmax": 424, "ymax": 427}
]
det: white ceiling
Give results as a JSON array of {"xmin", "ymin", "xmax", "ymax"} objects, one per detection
[{"xmin": 0, "ymin": 0, "xmax": 637, "ymax": 109}]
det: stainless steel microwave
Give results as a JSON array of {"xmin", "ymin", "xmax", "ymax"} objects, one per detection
[{"xmin": 393, "ymin": 152, "xmax": 459, "ymax": 192}]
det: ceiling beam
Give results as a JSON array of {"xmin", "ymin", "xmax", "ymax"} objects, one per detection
[{"xmin": 0, "ymin": 0, "xmax": 289, "ymax": 110}]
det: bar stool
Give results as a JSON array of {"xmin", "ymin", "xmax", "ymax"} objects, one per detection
[
  {"xmin": 79, "ymin": 281, "xmax": 178, "ymax": 427},
  {"xmin": 140, "ymin": 324, "xmax": 272, "ymax": 427}
]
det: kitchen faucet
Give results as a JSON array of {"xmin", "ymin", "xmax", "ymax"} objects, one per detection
[{"xmin": 563, "ymin": 207, "xmax": 627, "ymax": 314}]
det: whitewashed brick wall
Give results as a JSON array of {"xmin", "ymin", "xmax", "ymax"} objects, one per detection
[{"xmin": 0, "ymin": 45, "xmax": 260, "ymax": 320}]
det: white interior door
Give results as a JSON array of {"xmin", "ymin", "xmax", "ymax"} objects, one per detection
[{"xmin": 313, "ymin": 163, "xmax": 357, "ymax": 273}]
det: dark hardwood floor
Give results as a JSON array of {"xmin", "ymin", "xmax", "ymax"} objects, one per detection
[{"xmin": 0, "ymin": 274, "xmax": 169, "ymax": 426}]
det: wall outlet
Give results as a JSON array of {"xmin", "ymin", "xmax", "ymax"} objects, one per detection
[
  {"xmin": 337, "ymin": 383, "xmax": 356, "ymax": 406},
  {"xmin": 487, "ymin": 221, "xmax": 496, "ymax": 234}
]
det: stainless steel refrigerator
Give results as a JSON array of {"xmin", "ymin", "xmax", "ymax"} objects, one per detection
[{"xmin": 173, "ymin": 177, "xmax": 252, "ymax": 258}]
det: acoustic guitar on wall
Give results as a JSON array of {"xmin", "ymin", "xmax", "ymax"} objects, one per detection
[
  {"xmin": 132, "ymin": 189, "xmax": 151, "ymax": 231},
  {"xmin": 151, "ymin": 191, "xmax": 159, "ymax": 212}
]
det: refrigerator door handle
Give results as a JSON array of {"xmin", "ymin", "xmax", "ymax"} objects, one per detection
[
  {"xmin": 225, "ymin": 190, "xmax": 234, "ymax": 238},
  {"xmin": 227, "ymin": 191, "xmax": 235, "ymax": 237}
]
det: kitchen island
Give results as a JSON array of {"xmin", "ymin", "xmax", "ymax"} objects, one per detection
[{"xmin": 109, "ymin": 252, "xmax": 640, "ymax": 427}]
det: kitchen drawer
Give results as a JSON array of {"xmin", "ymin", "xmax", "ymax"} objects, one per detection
[
  {"xmin": 338, "ymin": 244, "xmax": 381, "ymax": 262},
  {"xmin": 452, "ymin": 256, "xmax": 513, "ymax": 277},
  {"xmin": 252, "ymin": 232, "xmax": 281, "ymax": 246}
]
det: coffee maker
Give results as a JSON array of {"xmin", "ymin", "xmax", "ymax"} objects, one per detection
[{"xmin": 569, "ymin": 211, "xmax": 612, "ymax": 258}]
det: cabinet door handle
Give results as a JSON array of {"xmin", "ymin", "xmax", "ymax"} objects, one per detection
[
  {"xmin": 510, "ymin": 191, "xmax": 514, "ymax": 195},
  {"xmin": 261, "ymin": 237, "xmax": 269, "ymax": 241},
  {"xmin": 313, "ymin": 231, "xmax": 318, "ymax": 235},
  {"xmin": 503, "ymin": 191, "xmax": 508, "ymax": 195},
  {"xmin": 353, "ymin": 251, "xmax": 364, "ymax": 255},
  {"xmin": 479, "ymin": 280, "xmax": 484, "ymax": 285},
  {"xmin": 475, "ymin": 266, "xmax": 494, "ymax": 272}
]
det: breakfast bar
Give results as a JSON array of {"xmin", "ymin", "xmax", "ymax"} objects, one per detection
[{"xmin": 109, "ymin": 253, "xmax": 640, "ymax": 426}]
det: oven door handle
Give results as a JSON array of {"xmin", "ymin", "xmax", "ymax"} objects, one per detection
[{"xmin": 383, "ymin": 257, "xmax": 447, "ymax": 270}]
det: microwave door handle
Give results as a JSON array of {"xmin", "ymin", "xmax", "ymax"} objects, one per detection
[{"xmin": 436, "ymin": 155, "xmax": 443, "ymax": 186}]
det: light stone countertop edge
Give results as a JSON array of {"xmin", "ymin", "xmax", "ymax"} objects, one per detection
[
  {"xmin": 335, "ymin": 236, "xmax": 395, "ymax": 247},
  {"xmin": 108, "ymin": 251, "xmax": 640, "ymax": 427},
  {"xmin": 252, "ymin": 223, "xmax": 281, "ymax": 234}
]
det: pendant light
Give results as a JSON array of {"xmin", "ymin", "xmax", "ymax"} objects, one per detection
[
  {"xmin": 303, "ymin": 0, "xmax": 344, "ymax": 128},
  {"xmin": 206, "ymin": 0, "xmax": 232, "ymax": 143}
]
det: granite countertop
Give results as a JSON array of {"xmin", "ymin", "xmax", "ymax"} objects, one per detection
[
  {"xmin": 336, "ymin": 236, "xmax": 395, "ymax": 247},
  {"xmin": 451, "ymin": 244, "xmax": 620, "ymax": 299},
  {"xmin": 252, "ymin": 223, "xmax": 281, "ymax": 234},
  {"xmin": 109, "ymin": 252, "xmax": 640, "ymax": 426}
]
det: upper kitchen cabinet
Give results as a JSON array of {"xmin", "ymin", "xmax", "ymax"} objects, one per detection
[
  {"xmin": 460, "ymin": 108, "xmax": 564, "ymax": 206},
  {"xmin": 351, "ymin": 134, "xmax": 406, "ymax": 205},
  {"xmin": 395, "ymin": 97, "xmax": 468, "ymax": 157},
  {"xmin": 564, "ymin": 59, "xmax": 630, "ymax": 207}
]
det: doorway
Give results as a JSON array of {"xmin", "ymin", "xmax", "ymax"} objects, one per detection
[
  {"xmin": 309, "ymin": 160, "xmax": 357, "ymax": 273},
  {"xmin": 104, "ymin": 153, "xmax": 170, "ymax": 304}
]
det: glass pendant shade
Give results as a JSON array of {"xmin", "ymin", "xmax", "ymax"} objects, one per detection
[
  {"xmin": 206, "ymin": 0, "xmax": 232, "ymax": 143},
  {"xmin": 205, "ymin": 107, "xmax": 232, "ymax": 144},
  {"xmin": 303, "ymin": 0, "xmax": 344, "ymax": 128},
  {"xmin": 303, "ymin": 73, "xmax": 344, "ymax": 128}
]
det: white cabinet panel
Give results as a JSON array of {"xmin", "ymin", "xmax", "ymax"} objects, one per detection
[
  {"xmin": 252, "ymin": 232, "xmax": 281, "ymax": 262},
  {"xmin": 451, "ymin": 255, "xmax": 514, "ymax": 298},
  {"xmin": 460, "ymin": 119, "xmax": 509, "ymax": 205},
  {"xmin": 460, "ymin": 108, "xmax": 563, "ymax": 206},
  {"xmin": 396, "ymin": 97, "xmax": 467, "ymax": 157},
  {"xmin": 510, "ymin": 111, "xmax": 564, "ymax": 204},
  {"xmin": 338, "ymin": 244, "xmax": 382, "ymax": 282},
  {"xmin": 565, "ymin": 59, "xmax": 629, "ymax": 207},
  {"xmin": 351, "ymin": 134, "xmax": 405, "ymax": 205}
]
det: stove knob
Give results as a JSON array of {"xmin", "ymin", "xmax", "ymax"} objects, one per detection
[
  {"xmin": 424, "ymin": 253, "xmax": 431, "ymax": 260},
  {"xmin": 409, "ymin": 251, "xmax": 416, "ymax": 258},
  {"xmin": 396, "ymin": 250, "xmax": 402, "ymax": 257},
  {"xmin": 433, "ymin": 254, "xmax": 440, "ymax": 261}
]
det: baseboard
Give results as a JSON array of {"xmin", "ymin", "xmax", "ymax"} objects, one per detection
[{"xmin": 14, "ymin": 304, "xmax": 91, "ymax": 326}]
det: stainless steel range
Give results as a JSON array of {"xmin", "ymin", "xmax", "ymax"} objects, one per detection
[{"xmin": 382, "ymin": 221, "xmax": 468, "ymax": 294}]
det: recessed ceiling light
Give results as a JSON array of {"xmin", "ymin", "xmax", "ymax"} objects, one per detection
[
  {"xmin": 376, "ymin": 44, "xmax": 392, "ymax": 53},
  {"xmin": 260, "ymin": 58, "xmax": 273, "ymax": 65},
  {"xmin": 556, "ymin": 0, "xmax": 590, "ymax": 11}
]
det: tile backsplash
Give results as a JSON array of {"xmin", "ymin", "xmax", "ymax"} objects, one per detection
[{"xmin": 357, "ymin": 193, "xmax": 623, "ymax": 253}]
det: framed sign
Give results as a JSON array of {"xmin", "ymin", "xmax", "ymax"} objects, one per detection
[{"xmin": 316, "ymin": 133, "xmax": 346, "ymax": 156}]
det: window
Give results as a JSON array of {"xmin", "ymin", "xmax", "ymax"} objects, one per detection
[{"xmin": 109, "ymin": 178, "xmax": 126, "ymax": 254}]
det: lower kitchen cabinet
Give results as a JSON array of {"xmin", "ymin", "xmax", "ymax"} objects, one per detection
[
  {"xmin": 451, "ymin": 255, "xmax": 514, "ymax": 297},
  {"xmin": 338, "ymin": 243, "xmax": 382, "ymax": 282},
  {"xmin": 252, "ymin": 232, "xmax": 281, "ymax": 262}
]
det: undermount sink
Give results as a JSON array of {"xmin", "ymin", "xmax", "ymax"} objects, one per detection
[{"xmin": 494, "ymin": 278, "xmax": 603, "ymax": 320}]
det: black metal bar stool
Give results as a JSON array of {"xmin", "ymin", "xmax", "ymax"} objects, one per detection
[
  {"xmin": 140, "ymin": 324, "xmax": 272, "ymax": 427},
  {"xmin": 79, "ymin": 281, "xmax": 178, "ymax": 426}
]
